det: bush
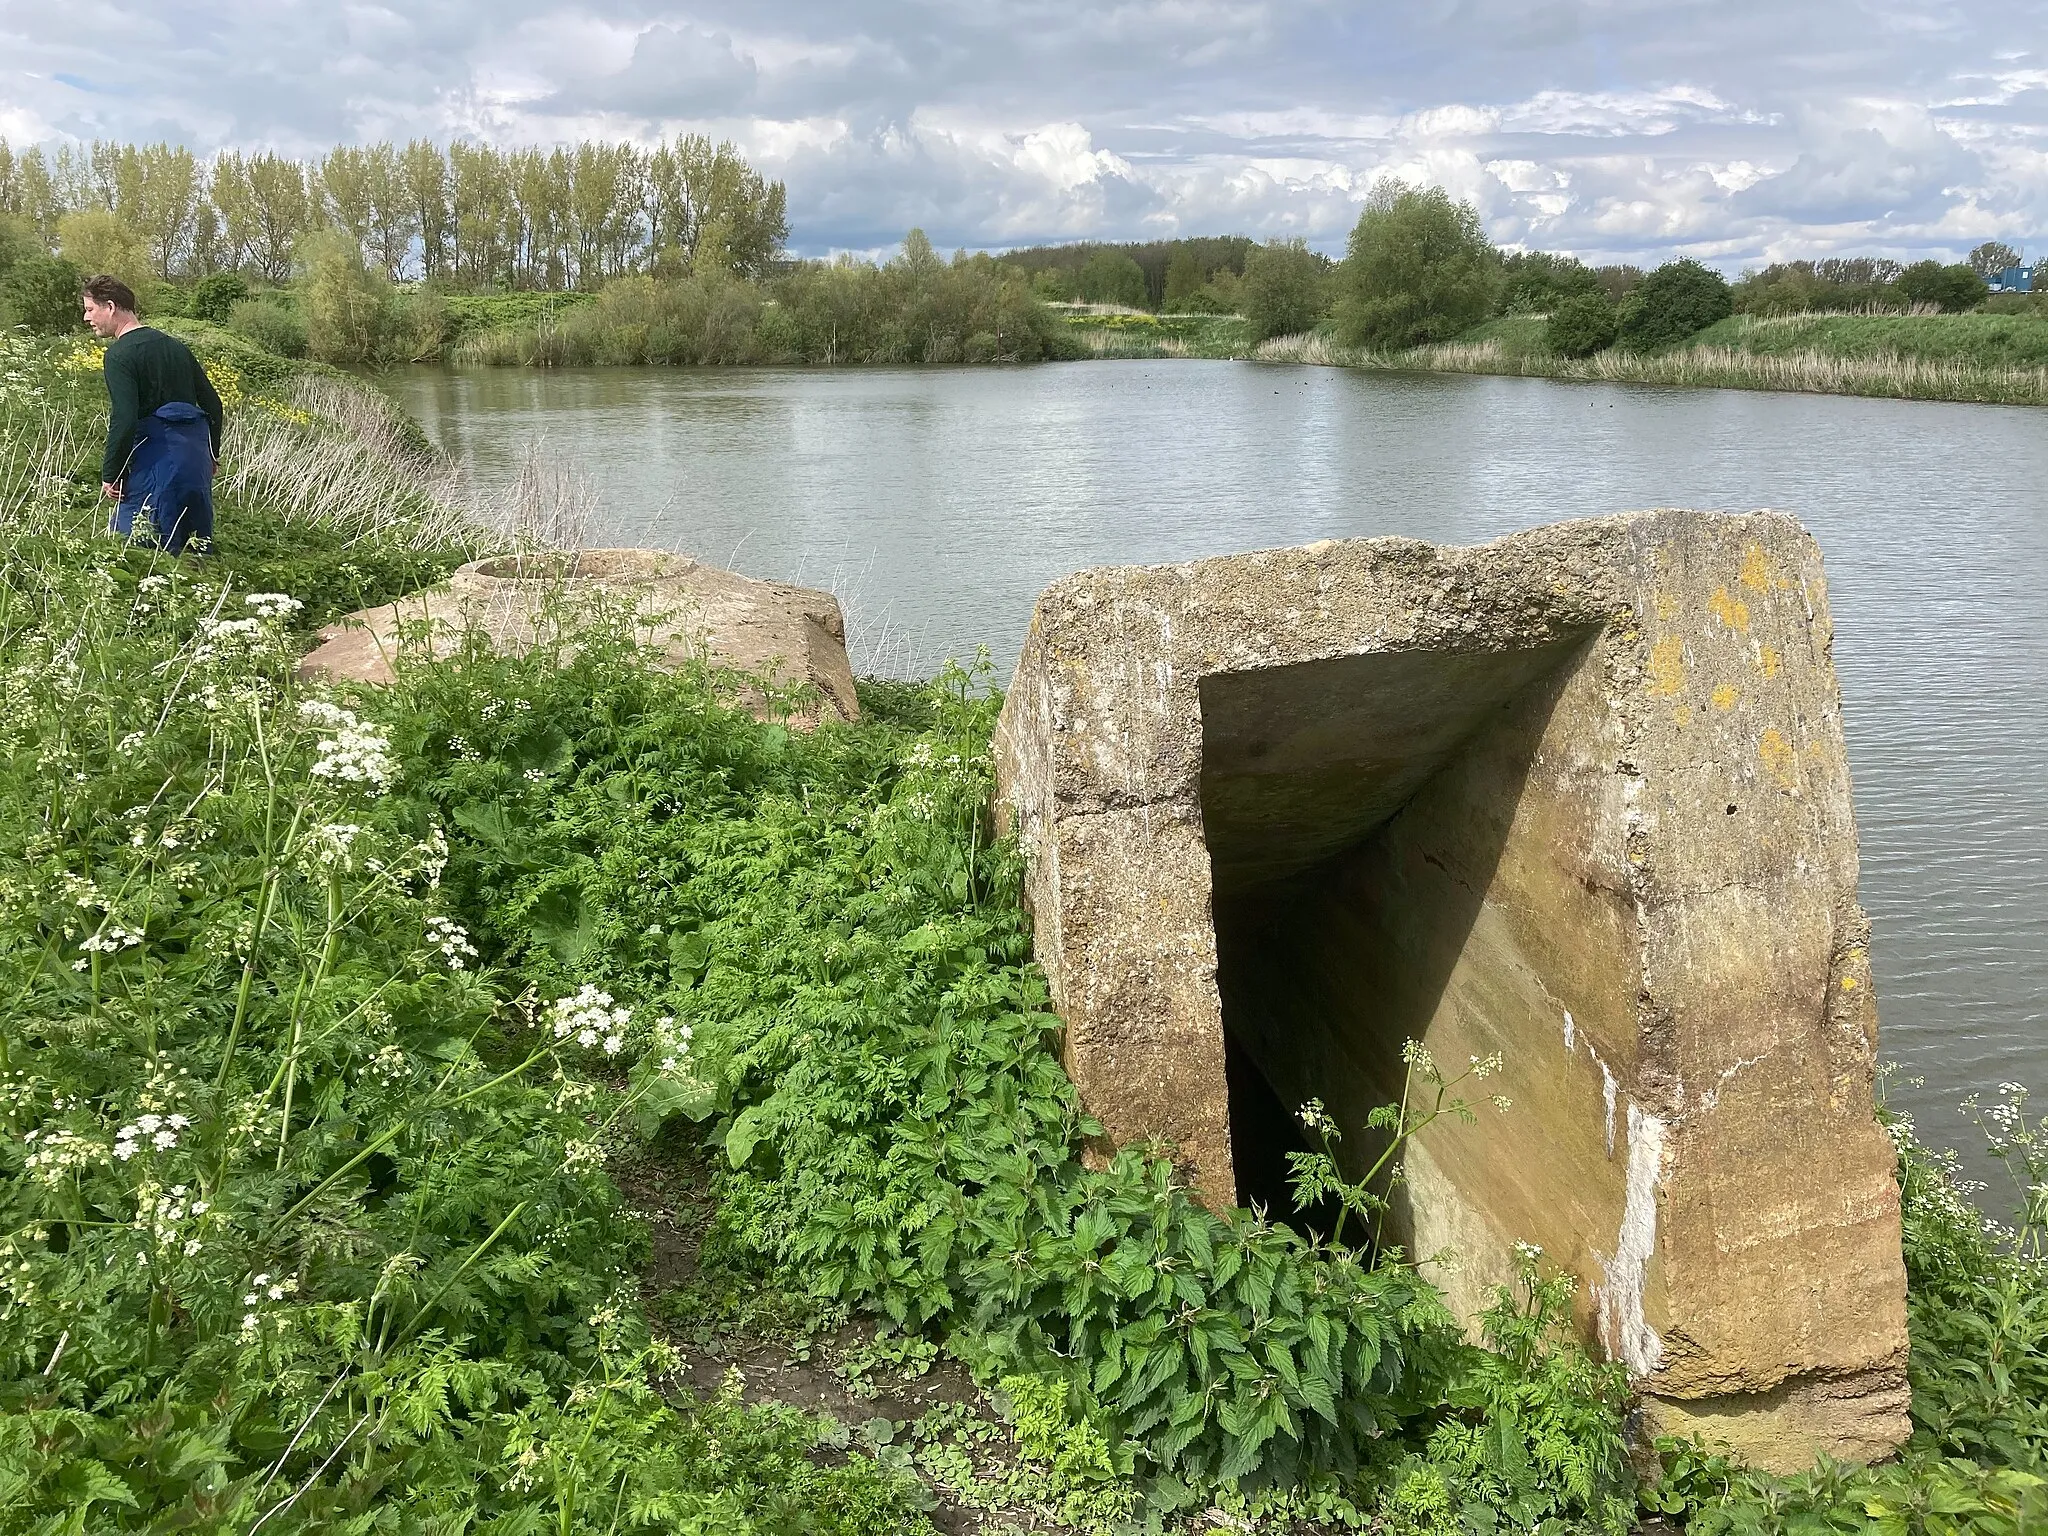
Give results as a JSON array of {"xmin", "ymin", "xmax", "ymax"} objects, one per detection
[
  {"xmin": 0, "ymin": 213, "xmax": 36, "ymax": 278},
  {"xmin": 1239, "ymin": 238, "xmax": 1331, "ymax": 342},
  {"xmin": 1498, "ymin": 251, "xmax": 1602, "ymax": 315},
  {"xmin": 1078, "ymin": 249, "xmax": 1148, "ymax": 308},
  {"xmin": 1615, "ymin": 258, "xmax": 1732, "ymax": 351},
  {"xmin": 0, "ymin": 252, "xmax": 83, "ymax": 334},
  {"xmin": 298, "ymin": 227, "xmax": 394, "ymax": 364},
  {"xmin": 1546, "ymin": 291, "xmax": 1619, "ymax": 357},
  {"xmin": 1898, "ymin": 260, "xmax": 1989, "ymax": 313},
  {"xmin": 56, "ymin": 209, "xmax": 151, "ymax": 295},
  {"xmin": 227, "ymin": 297, "xmax": 309, "ymax": 358},
  {"xmin": 1334, "ymin": 179, "xmax": 1499, "ymax": 350},
  {"xmin": 458, "ymin": 246, "xmax": 1064, "ymax": 368},
  {"xmin": 190, "ymin": 270, "xmax": 250, "ymax": 324}
]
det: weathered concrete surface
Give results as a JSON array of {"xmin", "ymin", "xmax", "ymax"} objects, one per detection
[
  {"xmin": 299, "ymin": 549, "xmax": 859, "ymax": 726},
  {"xmin": 992, "ymin": 511, "xmax": 1908, "ymax": 1471}
]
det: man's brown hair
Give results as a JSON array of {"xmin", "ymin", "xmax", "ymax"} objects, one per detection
[{"xmin": 81, "ymin": 275, "xmax": 138, "ymax": 313}]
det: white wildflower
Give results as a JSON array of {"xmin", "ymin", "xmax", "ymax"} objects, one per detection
[
  {"xmin": 425, "ymin": 915, "xmax": 478, "ymax": 970},
  {"xmin": 298, "ymin": 699, "xmax": 396, "ymax": 790},
  {"xmin": 545, "ymin": 985, "xmax": 632, "ymax": 1052},
  {"xmin": 244, "ymin": 592, "xmax": 303, "ymax": 620}
]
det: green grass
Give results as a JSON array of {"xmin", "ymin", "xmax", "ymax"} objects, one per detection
[
  {"xmin": 1254, "ymin": 311, "xmax": 2048, "ymax": 406},
  {"xmin": 1059, "ymin": 309, "xmax": 1250, "ymax": 359},
  {"xmin": 1695, "ymin": 311, "xmax": 2048, "ymax": 369},
  {"xmin": 441, "ymin": 289, "xmax": 599, "ymax": 344}
]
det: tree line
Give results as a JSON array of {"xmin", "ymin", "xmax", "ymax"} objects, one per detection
[
  {"xmin": 1159, "ymin": 182, "xmax": 2033, "ymax": 358},
  {"xmin": 0, "ymin": 136, "xmax": 788, "ymax": 292}
]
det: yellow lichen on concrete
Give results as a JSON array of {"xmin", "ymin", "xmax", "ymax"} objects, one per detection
[
  {"xmin": 1673, "ymin": 705, "xmax": 1694, "ymax": 727},
  {"xmin": 1759, "ymin": 727, "xmax": 1798, "ymax": 790},
  {"xmin": 1648, "ymin": 635, "xmax": 1688, "ymax": 696},
  {"xmin": 1739, "ymin": 542, "xmax": 1786, "ymax": 593},
  {"xmin": 1756, "ymin": 645, "xmax": 1782, "ymax": 679},
  {"xmin": 1711, "ymin": 683, "xmax": 1740, "ymax": 711},
  {"xmin": 1655, "ymin": 590, "xmax": 1680, "ymax": 621},
  {"xmin": 1710, "ymin": 585, "xmax": 1751, "ymax": 633}
]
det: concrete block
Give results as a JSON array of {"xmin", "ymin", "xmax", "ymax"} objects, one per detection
[
  {"xmin": 993, "ymin": 510, "xmax": 1907, "ymax": 1470},
  {"xmin": 299, "ymin": 549, "xmax": 859, "ymax": 726}
]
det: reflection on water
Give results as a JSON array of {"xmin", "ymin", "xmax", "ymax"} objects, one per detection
[{"xmin": 390, "ymin": 361, "xmax": 2048, "ymax": 1172}]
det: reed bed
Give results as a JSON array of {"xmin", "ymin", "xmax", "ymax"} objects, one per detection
[
  {"xmin": 222, "ymin": 376, "xmax": 595, "ymax": 551},
  {"xmin": 1253, "ymin": 329, "xmax": 2048, "ymax": 406}
]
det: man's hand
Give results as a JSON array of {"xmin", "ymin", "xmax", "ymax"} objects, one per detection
[{"xmin": 102, "ymin": 481, "xmax": 121, "ymax": 501}]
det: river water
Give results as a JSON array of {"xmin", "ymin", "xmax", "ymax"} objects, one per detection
[{"xmin": 391, "ymin": 361, "xmax": 2048, "ymax": 1173}]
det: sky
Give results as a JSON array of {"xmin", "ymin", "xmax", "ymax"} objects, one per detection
[{"xmin": 3, "ymin": 0, "xmax": 2046, "ymax": 268}]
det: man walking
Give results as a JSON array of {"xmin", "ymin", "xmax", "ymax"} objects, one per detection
[{"xmin": 82, "ymin": 275, "xmax": 225, "ymax": 555}]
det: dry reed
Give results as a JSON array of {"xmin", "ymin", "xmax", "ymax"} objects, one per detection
[{"xmin": 220, "ymin": 376, "xmax": 596, "ymax": 552}]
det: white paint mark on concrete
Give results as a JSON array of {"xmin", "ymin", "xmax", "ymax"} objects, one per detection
[
  {"xmin": 1596, "ymin": 1102, "xmax": 1667, "ymax": 1377},
  {"xmin": 1601, "ymin": 1060, "xmax": 1618, "ymax": 1156},
  {"xmin": 1563, "ymin": 1010, "xmax": 1576, "ymax": 1053},
  {"xmin": 1698, "ymin": 1051, "xmax": 1769, "ymax": 1111}
]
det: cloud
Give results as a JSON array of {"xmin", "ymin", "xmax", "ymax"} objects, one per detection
[{"xmin": 0, "ymin": 0, "xmax": 2041, "ymax": 265}]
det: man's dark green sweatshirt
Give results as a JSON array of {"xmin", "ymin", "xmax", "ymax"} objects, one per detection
[{"xmin": 101, "ymin": 327, "xmax": 225, "ymax": 486}]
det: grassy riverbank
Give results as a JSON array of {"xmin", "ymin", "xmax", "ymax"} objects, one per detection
[
  {"xmin": 3, "ymin": 329, "xmax": 2047, "ymax": 1530},
  {"xmin": 1252, "ymin": 312, "xmax": 2048, "ymax": 406}
]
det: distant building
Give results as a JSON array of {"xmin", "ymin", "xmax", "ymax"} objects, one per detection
[{"xmin": 1989, "ymin": 264, "xmax": 2033, "ymax": 293}]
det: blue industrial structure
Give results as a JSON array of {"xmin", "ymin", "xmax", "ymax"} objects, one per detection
[{"xmin": 1989, "ymin": 264, "xmax": 2033, "ymax": 293}]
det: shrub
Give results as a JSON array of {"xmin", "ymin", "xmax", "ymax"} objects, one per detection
[
  {"xmin": 1163, "ymin": 248, "xmax": 1206, "ymax": 312},
  {"xmin": 0, "ymin": 213, "xmax": 37, "ymax": 277},
  {"xmin": 1239, "ymin": 238, "xmax": 1331, "ymax": 342},
  {"xmin": 1898, "ymin": 260, "xmax": 1988, "ymax": 313},
  {"xmin": 227, "ymin": 296, "xmax": 309, "ymax": 357},
  {"xmin": 298, "ymin": 227, "xmax": 393, "ymax": 364},
  {"xmin": 1078, "ymin": 249, "xmax": 1148, "ymax": 308},
  {"xmin": 190, "ymin": 270, "xmax": 250, "ymax": 323},
  {"xmin": 1334, "ymin": 179, "xmax": 1500, "ymax": 350},
  {"xmin": 1546, "ymin": 291, "xmax": 1619, "ymax": 357},
  {"xmin": 1615, "ymin": 258, "xmax": 1733, "ymax": 351},
  {"xmin": 56, "ymin": 208, "xmax": 151, "ymax": 294},
  {"xmin": 1498, "ymin": 251, "xmax": 1602, "ymax": 315},
  {"xmin": 0, "ymin": 252, "xmax": 83, "ymax": 333}
]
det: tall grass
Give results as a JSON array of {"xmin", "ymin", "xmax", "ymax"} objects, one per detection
[{"xmin": 1252, "ymin": 326, "xmax": 2048, "ymax": 406}]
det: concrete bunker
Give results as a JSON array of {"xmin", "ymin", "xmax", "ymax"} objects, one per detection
[{"xmin": 993, "ymin": 512, "xmax": 1911, "ymax": 1471}]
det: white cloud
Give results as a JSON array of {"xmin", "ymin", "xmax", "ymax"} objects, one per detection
[{"xmin": 0, "ymin": 0, "xmax": 2041, "ymax": 265}]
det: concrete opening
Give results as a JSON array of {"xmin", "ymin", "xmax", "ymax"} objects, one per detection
[{"xmin": 1201, "ymin": 639, "xmax": 1591, "ymax": 1253}]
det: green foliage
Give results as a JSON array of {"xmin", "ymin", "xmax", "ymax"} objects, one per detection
[
  {"xmin": 57, "ymin": 208, "xmax": 151, "ymax": 292},
  {"xmin": 1415, "ymin": 1259, "xmax": 1635, "ymax": 1535},
  {"xmin": 297, "ymin": 227, "xmax": 393, "ymax": 365},
  {"xmin": 227, "ymin": 296, "xmax": 309, "ymax": 359},
  {"xmin": 0, "ymin": 213, "xmax": 37, "ymax": 277},
  {"xmin": 0, "ymin": 253, "xmax": 83, "ymax": 334},
  {"xmin": 1899, "ymin": 260, "xmax": 1990, "ymax": 313},
  {"xmin": 459, "ymin": 243, "xmax": 1069, "ymax": 367},
  {"xmin": 1970, "ymin": 242, "xmax": 2023, "ymax": 278},
  {"xmin": 1163, "ymin": 248, "xmax": 1206, "ymax": 312},
  {"xmin": 1334, "ymin": 179, "xmax": 1500, "ymax": 350},
  {"xmin": 1691, "ymin": 311, "xmax": 2048, "ymax": 369},
  {"xmin": 1615, "ymin": 257, "xmax": 1733, "ymax": 350},
  {"xmin": 1498, "ymin": 250, "xmax": 1603, "ymax": 315},
  {"xmin": 0, "ymin": 348, "xmax": 942, "ymax": 1533},
  {"xmin": 1733, "ymin": 257, "xmax": 1906, "ymax": 317},
  {"xmin": 1546, "ymin": 291, "xmax": 1619, "ymax": 358},
  {"xmin": 1057, "ymin": 309, "xmax": 1247, "ymax": 359},
  {"xmin": 1078, "ymin": 249, "xmax": 1150, "ymax": 308},
  {"xmin": 1239, "ymin": 238, "xmax": 1331, "ymax": 342}
]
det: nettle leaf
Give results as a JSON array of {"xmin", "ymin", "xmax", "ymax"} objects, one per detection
[
  {"xmin": 726, "ymin": 1105, "xmax": 768, "ymax": 1168},
  {"xmin": 526, "ymin": 885, "xmax": 599, "ymax": 962},
  {"xmin": 668, "ymin": 928, "xmax": 711, "ymax": 981}
]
